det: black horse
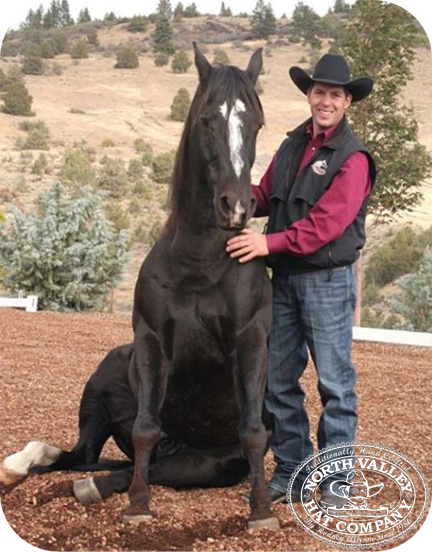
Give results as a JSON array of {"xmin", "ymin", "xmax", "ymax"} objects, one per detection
[{"xmin": 0, "ymin": 43, "xmax": 277, "ymax": 530}]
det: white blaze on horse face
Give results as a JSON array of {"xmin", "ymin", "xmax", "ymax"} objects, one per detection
[{"xmin": 219, "ymin": 99, "xmax": 246, "ymax": 179}]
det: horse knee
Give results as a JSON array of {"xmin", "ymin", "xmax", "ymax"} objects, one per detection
[
  {"xmin": 239, "ymin": 421, "xmax": 267, "ymax": 451},
  {"xmin": 132, "ymin": 424, "xmax": 160, "ymax": 453}
]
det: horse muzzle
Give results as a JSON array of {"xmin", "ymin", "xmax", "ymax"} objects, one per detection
[{"xmin": 217, "ymin": 194, "xmax": 256, "ymax": 230}]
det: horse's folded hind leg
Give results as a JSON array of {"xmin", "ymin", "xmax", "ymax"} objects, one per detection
[
  {"xmin": 73, "ymin": 468, "xmax": 134, "ymax": 505},
  {"xmin": 0, "ymin": 441, "xmax": 62, "ymax": 490}
]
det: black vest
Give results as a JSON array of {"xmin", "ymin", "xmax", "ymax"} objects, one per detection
[{"xmin": 266, "ymin": 117, "xmax": 376, "ymax": 274}]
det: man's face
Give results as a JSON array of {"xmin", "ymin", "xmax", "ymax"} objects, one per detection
[{"xmin": 307, "ymin": 83, "xmax": 352, "ymax": 134}]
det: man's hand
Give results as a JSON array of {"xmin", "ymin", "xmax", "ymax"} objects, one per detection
[{"xmin": 226, "ymin": 228, "xmax": 269, "ymax": 263}]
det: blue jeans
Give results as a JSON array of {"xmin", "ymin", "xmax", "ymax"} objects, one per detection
[{"xmin": 265, "ymin": 265, "xmax": 357, "ymax": 493}]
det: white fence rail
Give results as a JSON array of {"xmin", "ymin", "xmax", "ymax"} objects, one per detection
[
  {"xmin": 0, "ymin": 296, "xmax": 430, "ymax": 347},
  {"xmin": 353, "ymin": 326, "xmax": 432, "ymax": 348},
  {"xmin": 0, "ymin": 295, "xmax": 38, "ymax": 313}
]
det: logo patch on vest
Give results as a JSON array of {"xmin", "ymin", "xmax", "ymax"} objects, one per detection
[{"xmin": 311, "ymin": 159, "xmax": 328, "ymax": 176}]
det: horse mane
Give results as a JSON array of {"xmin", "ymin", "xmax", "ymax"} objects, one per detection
[{"xmin": 163, "ymin": 65, "xmax": 264, "ymax": 237}]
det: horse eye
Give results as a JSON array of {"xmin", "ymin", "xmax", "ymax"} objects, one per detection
[{"xmin": 201, "ymin": 117, "xmax": 210, "ymax": 128}]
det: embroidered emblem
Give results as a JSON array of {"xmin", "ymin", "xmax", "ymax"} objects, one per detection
[{"xmin": 311, "ymin": 159, "xmax": 328, "ymax": 176}]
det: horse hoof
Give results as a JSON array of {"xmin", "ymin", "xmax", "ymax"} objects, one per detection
[
  {"xmin": 0, "ymin": 465, "xmax": 26, "ymax": 489},
  {"xmin": 73, "ymin": 477, "xmax": 102, "ymax": 505},
  {"xmin": 247, "ymin": 516, "xmax": 280, "ymax": 530},
  {"xmin": 122, "ymin": 513, "xmax": 153, "ymax": 524}
]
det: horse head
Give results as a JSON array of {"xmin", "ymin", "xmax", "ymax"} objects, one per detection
[{"xmin": 190, "ymin": 42, "xmax": 264, "ymax": 231}]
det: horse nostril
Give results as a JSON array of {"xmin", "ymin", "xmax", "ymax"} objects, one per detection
[
  {"xmin": 220, "ymin": 195, "xmax": 231, "ymax": 214},
  {"xmin": 250, "ymin": 196, "xmax": 257, "ymax": 214}
]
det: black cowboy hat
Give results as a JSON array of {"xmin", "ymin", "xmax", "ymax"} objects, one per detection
[{"xmin": 289, "ymin": 53, "xmax": 373, "ymax": 102}]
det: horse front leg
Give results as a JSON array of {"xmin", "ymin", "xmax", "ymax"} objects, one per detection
[
  {"xmin": 123, "ymin": 328, "xmax": 167, "ymax": 524},
  {"xmin": 235, "ymin": 324, "xmax": 280, "ymax": 530}
]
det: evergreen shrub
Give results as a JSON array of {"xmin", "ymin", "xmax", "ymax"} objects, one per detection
[{"xmin": 0, "ymin": 183, "xmax": 129, "ymax": 311}]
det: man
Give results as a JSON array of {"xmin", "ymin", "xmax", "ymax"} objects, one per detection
[{"xmin": 227, "ymin": 54, "xmax": 376, "ymax": 503}]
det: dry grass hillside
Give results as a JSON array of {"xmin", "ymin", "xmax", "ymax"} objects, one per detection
[{"xmin": 0, "ymin": 17, "xmax": 431, "ymax": 313}]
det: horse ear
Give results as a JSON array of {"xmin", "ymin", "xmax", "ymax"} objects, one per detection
[
  {"xmin": 193, "ymin": 41, "xmax": 211, "ymax": 83},
  {"xmin": 246, "ymin": 48, "xmax": 263, "ymax": 86}
]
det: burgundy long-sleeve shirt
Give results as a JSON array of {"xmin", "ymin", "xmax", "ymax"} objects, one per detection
[{"xmin": 252, "ymin": 124, "xmax": 372, "ymax": 257}]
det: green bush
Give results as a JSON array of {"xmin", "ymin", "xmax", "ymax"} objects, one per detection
[
  {"xmin": 86, "ymin": 28, "xmax": 100, "ymax": 47},
  {"xmin": 129, "ymin": 197, "xmax": 140, "ymax": 214},
  {"xmin": 255, "ymin": 77, "xmax": 264, "ymax": 95},
  {"xmin": 50, "ymin": 30, "xmax": 69, "ymax": 55},
  {"xmin": 365, "ymin": 226, "xmax": 432, "ymax": 288},
  {"xmin": 128, "ymin": 159, "xmax": 144, "ymax": 179},
  {"xmin": 40, "ymin": 41, "xmax": 55, "ymax": 59},
  {"xmin": 98, "ymin": 157, "xmax": 129, "ymax": 197},
  {"xmin": 101, "ymin": 138, "xmax": 115, "ymax": 147},
  {"xmin": 142, "ymin": 152, "xmax": 154, "ymax": 166},
  {"xmin": 1, "ymin": 80, "xmax": 34, "ymax": 116},
  {"xmin": 127, "ymin": 16, "xmax": 148, "ymax": 33},
  {"xmin": 71, "ymin": 39, "xmax": 89, "ymax": 59},
  {"xmin": 362, "ymin": 281, "xmax": 381, "ymax": 307},
  {"xmin": 393, "ymin": 248, "xmax": 432, "ymax": 332},
  {"xmin": 115, "ymin": 46, "xmax": 139, "ymax": 69},
  {"xmin": 132, "ymin": 180, "xmax": 151, "ymax": 199},
  {"xmin": 17, "ymin": 120, "xmax": 50, "ymax": 150},
  {"xmin": 134, "ymin": 138, "xmax": 153, "ymax": 154},
  {"xmin": 171, "ymin": 50, "xmax": 192, "ymax": 73},
  {"xmin": 0, "ymin": 183, "xmax": 129, "ymax": 311},
  {"xmin": 170, "ymin": 88, "xmax": 191, "ymax": 121},
  {"xmin": 151, "ymin": 151, "xmax": 175, "ymax": 183},
  {"xmin": 147, "ymin": 219, "xmax": 164, "ymax": 246},
  {"xmin": 60, "ymin": 147, "xmax": 96, "ymax": 187},
  {"xmin": 0, "ymin": 68, "xmax": 7, "ymax": 90},
  {"xmin": 104, "ymin": 200, "xmax": 131, "ymax": 233},
  {"xmin": 22, "ymin": 56, "xmax": 45, "ymax": 75},
  {"xmin": 213, "ymin": 48, "xmax": 230, "ymax": 65},
  {"xmin": 31, "ymin": 153, "xmax": 50, "ymax": 176},
  {"xmin": 154, "ymin": 53, "xmax": 169, "ymax": 67}
]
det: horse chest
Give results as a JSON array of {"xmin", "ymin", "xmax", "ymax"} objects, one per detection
[{"xmin": 163, "ymin": 289, "xmax": 236, "ymax": 366}]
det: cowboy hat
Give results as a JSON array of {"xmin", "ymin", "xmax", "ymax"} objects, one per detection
[
  {"xmin": 289, "ymin": 53, "xmax": 373, "ymax": 102},
  {"xmin": 330, "ymin": 470, "xmax": 384, "ymax": 499}
]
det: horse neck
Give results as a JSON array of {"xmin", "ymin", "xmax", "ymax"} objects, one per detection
[{"xmin": 170, "ymin": 160, "xmax": 227, "ymax": 258}]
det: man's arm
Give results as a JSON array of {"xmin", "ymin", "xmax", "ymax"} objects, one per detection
[
  {"xmin": 251, "ymin": 155, "xmax": 277, "ymax": 217},
  {"xmin": 227, "ymin": 152, "xmax": 371, "ymax": 263}
]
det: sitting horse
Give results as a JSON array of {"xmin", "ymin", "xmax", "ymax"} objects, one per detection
[{"xmin": 0, "ymin": 43, "xmax": 277, "ymax": 530}]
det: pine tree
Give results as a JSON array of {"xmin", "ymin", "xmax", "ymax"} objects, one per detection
[
  {"xmin": 152, "ymin": 15, "xmax": 175, "ymax": 55},
  {"xmin": 290, "ymin": 2, "xmax": 322, "ymax": 49},
  {"xmin": 220, "ymin": 2, "xmax": 232, "ymax": 17},
  {"xmin": 338, "ymin": 0, "xmax": 432, "ymax": 224},
  {"xmin": 157, "ymin": 0, "xmax": 173, "ymax": 19},
  {"xmin": 59, "ymin": 0, "xmax": 73, "ymax": 26},
  {"xmin": 173, "ymin": 3, "xmax": 184, "ymax": 21},
  {"xmin": 336, "ymin": 0, "xmax": 432, "ymax": 325},
  {"xmin": 43, "ymin": 0, "xmax": 61, "ymax": 28},
  {"xmin": 393, "ymin": 248, "xmax": 432, "ymax": 332},
  {"xmin": 0, "ymin": 184, "xmax": 129, "ymax": 311},
  {"xmin": 78, "ymin": 8, "xmax": 92, "ymax": 24},
  {"xmin": 333, "ymin": 0, "xmax": 351, "ymax": 13},
  {"xmin": 183, "ymin": 3, "xmax": 199, "ymax": 17},
  {"xmin": 252, "ymin": 1, "xmax": 276, "ymax": 39}
]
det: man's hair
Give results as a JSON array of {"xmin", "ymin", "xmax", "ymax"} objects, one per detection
[{"xmin": 307, "ymin": 83, "xmax": 351, "ymax": 98}]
